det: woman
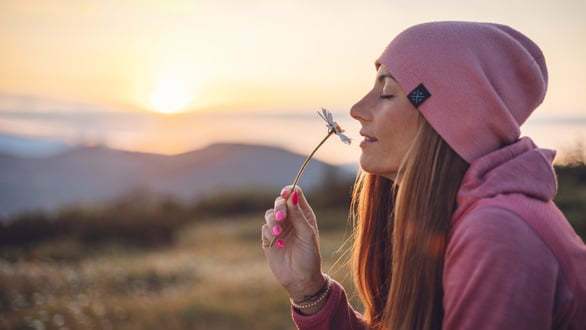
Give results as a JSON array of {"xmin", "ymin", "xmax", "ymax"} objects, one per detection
[{"xmin": 261, "ymin": 21, "xmax": 586, "ymax": 329}]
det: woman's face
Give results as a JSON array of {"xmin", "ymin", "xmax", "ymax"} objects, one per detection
[{"xmin": 350, "ymin": 64, "xmax": 420, "ymax": 180}]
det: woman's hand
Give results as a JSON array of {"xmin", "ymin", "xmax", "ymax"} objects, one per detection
[{"xmin": 262, "ymin": 186, "xmax": 326, "ymax": 303}]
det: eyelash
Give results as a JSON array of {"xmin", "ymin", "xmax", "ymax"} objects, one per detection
[{"xmin": 380, "ymin": 94, "xmax": 394, "ymax": 99}]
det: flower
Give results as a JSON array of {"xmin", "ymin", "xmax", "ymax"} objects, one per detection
[
  {"xmin": 289, "ymin": 108, "xmax": 351, "ymax": 190},
  {"xmin": 269, "ymin": 108, "xmax": 350, "ymax": 247},
  {"xmin": 318, "ymin": 108, "xmax": 352, "ymax": 145}
]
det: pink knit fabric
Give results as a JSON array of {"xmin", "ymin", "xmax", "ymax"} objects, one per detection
[{"xmin": 378, "ymin": 21, "xmax": 548, "ymax": 163}]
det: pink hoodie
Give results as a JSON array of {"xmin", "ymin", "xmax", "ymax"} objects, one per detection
[{"xmin": 292, "ymin": 138, "xmax": 586, "ymax": 329}]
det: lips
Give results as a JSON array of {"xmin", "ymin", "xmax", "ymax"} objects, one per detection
[{"xmin": 360, "ymin": 131, "xmax": 377, "ymax": 144}]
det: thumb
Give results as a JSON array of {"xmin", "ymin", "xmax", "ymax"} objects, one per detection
[
  {"xmin": 287, "ymin": 189, "xmax": 317, "ymax": 238},
  {"xmin": 296, "ymin": 189, "xmax": 318, "ymax": 231}
]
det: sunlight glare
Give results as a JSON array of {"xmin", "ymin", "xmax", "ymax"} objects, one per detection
[{"xmin": 148, "ymin": 73, "xmax": 196, "ymax": 114}]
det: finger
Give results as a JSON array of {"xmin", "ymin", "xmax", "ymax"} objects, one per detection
[
  {"xmin": 286, "ymin": 188, "xmax": 317, "ymax": 238},
  {"xmin": 265, "ymin": 208, "xmax": 281, "ymax": 234},
  {"xmin": 273, "ymin": 196, "xmax": 287, "ymax": 223},
  {"xmin": 262, "ymin": 224, "xmax": 285, "ymax": 249},
  {"xmin": 264, "ymin": 208, "xmax": 275, "ymax": 225},
  {"xmin": 280, "ymin": 186, "xmax": 292, "ymax": 199},
  {"xmin": 261, "ymin": 224, "xmax": 274, "ymax": 249},
  {"xmin": 264, "ymin": 208, "xmax": 285, "ymax": 247},
  {"xmin": 294, "ymin": 188, "xmax": 318, "ymax": 231},
  {"xmin": 272, "ymin": 185, "xmax": 297, "ymax": 222}
]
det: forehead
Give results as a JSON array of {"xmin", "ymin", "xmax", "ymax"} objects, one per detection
[{"xmin": 375, "ymin": 62, "xmax": 396, "ymax": 80}]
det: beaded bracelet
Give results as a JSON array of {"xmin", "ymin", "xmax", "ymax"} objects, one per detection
[{"xmin": 290, "ymin": 274, "xmax": 332, "ymax": 310}]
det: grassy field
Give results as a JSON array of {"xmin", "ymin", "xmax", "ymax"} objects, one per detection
[
  {"xmin": 1, "ymin": 164, "xmax": 584, "ymax": 329},
  {"xmin": 0, "ymin": 210, "xmax": 358, "ymax": 330}
]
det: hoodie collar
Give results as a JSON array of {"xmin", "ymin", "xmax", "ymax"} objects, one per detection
[{"xmin": 454, "ymin": 137, "xmax": 557, "ymax": 222}]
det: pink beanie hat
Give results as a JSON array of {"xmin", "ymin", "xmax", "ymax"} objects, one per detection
[{"xmin": 378, "ymin": 21, "xmax": 548, "ymax": 163}]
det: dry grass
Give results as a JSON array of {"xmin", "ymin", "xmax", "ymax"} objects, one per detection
[
  {"xmin": 2, "ymin": 164, "xmax": 585, "ymax": 329},
  {"xmin": 0, "ymin": 211, "xmax": 358, "ymax": 330}
]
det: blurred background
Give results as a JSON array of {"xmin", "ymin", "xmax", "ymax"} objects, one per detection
[{"xmin": 1, "ymin": 1, "xmax": 585, "ymax": 329}]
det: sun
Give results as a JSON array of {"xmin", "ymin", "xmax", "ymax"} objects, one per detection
[{"xmin": 148, "ymin": 73, "xmax": 196, "ymax": 114}]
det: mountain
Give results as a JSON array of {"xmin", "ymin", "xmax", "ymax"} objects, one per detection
[
  {"xmin": 0, "ymin": 143, "xmax": 353, "ymax": 217},
  {"xmin": 0, "ymin": 134, "xmax": 71, "ymax": 157}
]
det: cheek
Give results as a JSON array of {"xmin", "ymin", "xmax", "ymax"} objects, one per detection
[
  {"xmin": 390, "ymin": 106, "xmax": 420, "ymax": 145},
  {"xmin": 379, "ymin": 113, "xmax": 418, "ymax": 163}
]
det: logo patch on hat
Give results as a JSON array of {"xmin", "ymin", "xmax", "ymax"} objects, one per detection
[{"xmin": 408, "ymin": 83, "xmax": 431, "ymax": 108}]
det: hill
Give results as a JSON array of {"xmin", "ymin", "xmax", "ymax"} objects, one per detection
[{"xmin": 0, "ymin": 143, "xmax": 353, "ymax": 217}]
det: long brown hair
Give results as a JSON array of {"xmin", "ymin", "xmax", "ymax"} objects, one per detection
[{"xmin": 350, "ymin": 117, "xmax": 469, "ymax": 329}]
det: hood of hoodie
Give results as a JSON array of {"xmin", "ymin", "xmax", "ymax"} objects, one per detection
[{"xmin": 454, "ymin": 137, "xmax": 558, "ymax": 223}]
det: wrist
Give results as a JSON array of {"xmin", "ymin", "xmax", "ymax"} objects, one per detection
[
  {"xmin": 289, "ymin": 274, "xmax": 332, "ymax": 315},
  {"xmin": 287, "ymin": 273, "xmax": 328, "ymax": 303}
]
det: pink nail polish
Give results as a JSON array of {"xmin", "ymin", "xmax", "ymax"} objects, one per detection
[
  {"xmin": 280, "ymin": 188, "xmax": 288, "ymax": 198},
  {"xmin": 276, "ymin": 239, "xmax": 285, "ymax": 248},
  {"xmin": 272, "ymin": 226, "xmax": 281, "ymax": 236},
  {"xmin": 291, "ymin": 191, "xmax": 298, "ymax": 206},
  {"xmin": 275, "ymin": 210, "xmax": 285, "ymax": 222}
]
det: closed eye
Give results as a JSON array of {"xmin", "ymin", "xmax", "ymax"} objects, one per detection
[{"xmin": 380, "ymin": 94, "xmax": 394, "ymax": 99}]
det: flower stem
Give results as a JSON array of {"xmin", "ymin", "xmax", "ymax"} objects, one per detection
[
  {"xmin": 290, "ymin": 130, "xmax": 334, "ymax": 193},
  {"xmin": 268, "ymin": 130, "xmax": 334, "ymax": 248}
]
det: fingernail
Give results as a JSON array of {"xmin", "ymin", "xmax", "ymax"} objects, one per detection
[
  {"xmin": 272, "ymin": 226, "xmax": 281, "ymax": 236},
  {"xmin": 276, "ymin": 239, "xmax": 285, "ymax": 248},
  {"xmin": 291, "ymin": 191, "xmax": 298, "ymax": 206},
  {"xmin": 280, "ymin": 188, "xmax": 288, "ymax": 198},
  {"xmin": 275, "ymin": 210, "xmax": 285, "ymax": 222}
]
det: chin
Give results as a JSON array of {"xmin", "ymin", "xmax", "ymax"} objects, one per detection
[{"xmin": 359, "ymin": 158, "xmax": 396, "ymax": 180}]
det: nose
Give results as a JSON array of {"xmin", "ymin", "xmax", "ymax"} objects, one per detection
[{"xmin": 350, "ymin": 91, "xmax": 371, "ymax": 122}]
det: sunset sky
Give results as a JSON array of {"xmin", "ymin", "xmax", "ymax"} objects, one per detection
[{"xmin": 0, "ymin": 0, "xmax": 585, "ymax": 164}]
